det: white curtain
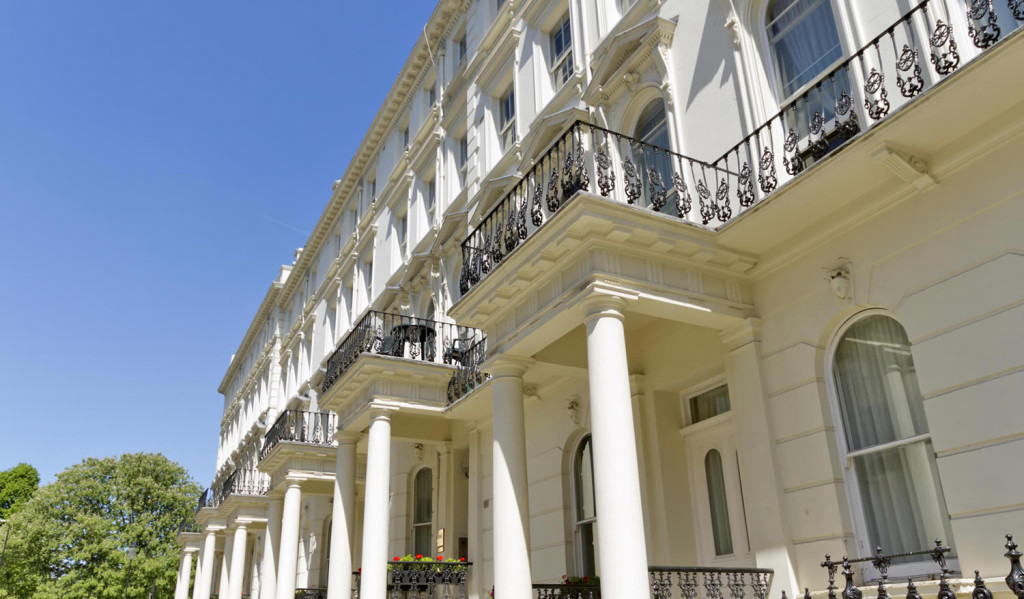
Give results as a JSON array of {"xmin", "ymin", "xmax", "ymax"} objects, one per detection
[
  {"xmin": 768, "ymin": 0, "xmax": 844, "ymax": 96},
  {"xmin": 833, "ymin": 316, "xmax": 954, "ymax": 557}
]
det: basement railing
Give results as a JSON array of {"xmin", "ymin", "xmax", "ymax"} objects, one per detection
[
  {"xmin": 260, "ymin": 409, "xmax": 336, "ymax": 461},
  {"xmin": 320, "ymin": 310, "xmax": 483, "ymax": 396},
  {"xmin": 460, "ymin": 0, "xmax": 1024, "ymax": 296},
  {"xmin": 530, "ymin": 566, "xmax": 772, "ymax": 599}
]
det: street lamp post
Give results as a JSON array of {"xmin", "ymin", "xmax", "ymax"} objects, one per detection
[{"xmin": 123, "ymin": 541, "xmax": 139, "ymax": 599}]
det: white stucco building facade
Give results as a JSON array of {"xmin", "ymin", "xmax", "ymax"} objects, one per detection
[{"xmin": 175, "ymin": 1, "xmax": 1024, "ymax": 599}]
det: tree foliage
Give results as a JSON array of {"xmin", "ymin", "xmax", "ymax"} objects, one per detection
[
  {"xmin": 0, "ymin": 463, "xmax": 39, "ymax": 520},
  {"xmin": 0, "ymin": 453, "xmax": 202, "ymax": 599}
]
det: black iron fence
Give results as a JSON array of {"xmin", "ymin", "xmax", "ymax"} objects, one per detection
[
  {"xmin": 295, "ymin": 589, "xmax": 327, "ymax": 599},
  {"xmin": 177, "ymin": 518, "xmax": 199, "ymax": 534},
  {"xmin": 213, "ymin": 468, "xmax": 269, "ymax": 505},
  {"xmin": 807, "ymin": 535, "xmax": 1023, "ymax": 599},
  {"xmin": 533, "ymin": 584, "xmax": 601, "ymax": 599},
  {"xmin": 447, "ymin": 337, "xmax": 488, "ymax": 404},
  {"xmin": 260, "ymin": 410, "xmax": 336, "ymax": 461},
  {"xmin": 459, "ymin": 0, "xmax": 1024, "ymax": 297},
  {"xmin": 320, "ymin": 310, "xmax": 483, "ymax": 396}
]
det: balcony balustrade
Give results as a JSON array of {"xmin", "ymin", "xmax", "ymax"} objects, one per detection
[
  {"xmin": 177, "ymin": 518, "xmax": 200, "ymax": 534},
  {"xmin": 213, "ymin": 468, "xmax": 269, "ymax": 505},
  {"xmin": 447, "ymin": 337, "xmax": 488, "ymax": 404},
  {"xmin": 196, "ymin": 487, "xmax": 216, "ymax": 511},
  {"xmin": 460, "ymin": 0, "xmax": 1024, "ymax": 296},
  {"xmin": 295, "ymin": 589, "xmax": 327, "ymax": 599},
  {"xmin": 320, "ymin": 310, "xmax": 484, "ymax": 397},
  {"xmin": 260, "ymin": 410, "xmax": 337, "ymax": 461},
  {"xmin": 649, "ymin": 566, "xmax": 772, "ymax": 599}
]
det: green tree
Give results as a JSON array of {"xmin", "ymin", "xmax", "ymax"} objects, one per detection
[
  {"xmin": 0, "ymin": 463, "xmax": 39, "ymax": 520},
  {"xmin": 0, "ymin": 453, "xmax": 202, "ymax": 599}
]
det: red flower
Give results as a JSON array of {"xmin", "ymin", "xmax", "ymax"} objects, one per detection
[
  {"xmin": 583, "ymin": 576, "xmax": 589, "ymax": 583},
  {"xmin": 562, "ymin": 575, "xmax": 568, "ymax": 580},
  {"xmin": 393, "ymin": 557, "xmax": 400, "ymax": 561},
  {"xmin": 460, "ymin": 557, "xmax": 466, "ymax": 562},
  {"xmin": 415, "ymin": 554, "xmax": 424, "ymax": 560},
  {"xmin": 437, "ymin": 555, "xmax": 444, "ymax": 561},
  {"xmin": 359, "ymin": 568, "xmax": 362, "ymax": 572}
]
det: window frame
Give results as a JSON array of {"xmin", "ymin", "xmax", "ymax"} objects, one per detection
[
  {"xmin": 765, "ymin": 0, "xmax": 847, "ymax": 106},
  {"xmin": 549, "ymin": 11, "xmax": 575, "ymax": 89},
  {"xmin": 498, "ymin": 84, "xmax": 516, "ymax": 153},
  {"xmin": 571, "ymin": 433, "xmax": 598, "ymax": 577},
  {"xmin": 825, "ymin": 310, "xmax": 957, "ymax": 578},
  {"xmin": 412, "ymin": 467, "xmax": 434, "ymax": 557}
]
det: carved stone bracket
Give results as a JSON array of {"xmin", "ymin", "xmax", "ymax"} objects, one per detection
[{"xmin": 871, "ymin": 143, "xmax": 936, "ymax": 191}]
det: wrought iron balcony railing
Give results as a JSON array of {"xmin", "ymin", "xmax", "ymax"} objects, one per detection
[
  {"xmin": 459, "ymin": 120, "xmax": 726, "ymax": 295},
  {"xmin": 320, "ymin": 310, "xmax": 484, "ymax": 396},
  {"xmin": 295, "ymin": 589, "xmax": 327, "ymax": 599},
  {"xmin": 213, "ymin": 468, "xmax": 269, "ymax": 505},
  {"xmin": 649, "ymin": 566, "xmax": 772, "ymax": 599},
  {"xmin": 177, "ymin": 518, "xmax": 200, "ymax": 534},
  {"xmin": 460, "ymin": 0, "xmax": 1024, "ymax": 296},
  {"xmin": 196, "ymin": 488, "xmax": 217, "ymax": 511},
  {"xmin": 387, "ymin": 561, "xmax": 471, "ymax": 599},
  {"xmin": 447, "ymin": 337, "xmax": 489, "ymax": 404},
  {"xmin": 260, "ymin": 410, "xmax": 336, "ymax": 461}
]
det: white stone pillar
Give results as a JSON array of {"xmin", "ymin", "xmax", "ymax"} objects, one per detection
[
  {"xmin": 262, "ymin": 499, "xmax": 282, "ymax": 599},
  {"xmin": 195, "ymin": 529, "xmax": 218, "ymax": 599},
  {"xmin": 583, "ymin": 295, "xmax": 650, "ymax": 599},
  {"xmin": 467, "ymin": 425, "xmax": 483, "ymax": 599},
  {"xmin": 360, "ymin": 409, "xmax": 394, "ymax": 599},
  {"xmin": 175, "ymin": 549, "xmax": 195, "ymax": 599},
  {"xmin": 720, "ymin": 318, "xmax": 799, "ymax": 597},
  {"xmin": 328, "ymin": 433, "xmax": 360, "ymax": 599},
  {"xmin": 276, "ymin": 480, "xmax": 304, "ymax": 599},
  {"xmin": 220, "ymin": 540, "xmax": 233, "ymax": 598},
  {"xmin": 490, "ymin": 356, "xmax": 533, "ymax": 599},
  {"xmin": 227, "ymin": 525, "xmax": 249, "ymax": 599}
]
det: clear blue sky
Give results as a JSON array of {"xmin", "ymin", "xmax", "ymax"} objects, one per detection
[{"xmin": 0, "ymin": 1, "xmax": 437, "ymax": 487}]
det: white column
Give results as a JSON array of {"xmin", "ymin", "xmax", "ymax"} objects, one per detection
[
  {"xmin": 720, "ymin": 318, "xmax": 799, "ymax": 597},
  {"xmin": 220, "ymin": 539, "xmax": 233, "ymax": 598},
  {"xmin": 262, "ymin": 499, "xmax": 282, "ymax": 599},
  {"xmin": 196, "ymin": 529, "xmax": 218, "ymax": 599},
  {"xmin": 328, "ymin": 433, "xmax": 360, "ymax": 599},
  {"xmin": 467, "ymin": 425, "xmax": 483, "ymax": 599},
  {"xmin": 490, "ymin": 356, "xmax": 533, "ymax": 599},
  {"xmin": 191, "ymin": 545, "xmax": 204, "ymax": 599},
  {"xmin": 583, "ymin": 295, "xmax": 650, "ymax": 599},
  {"xmin": 360, "ymin": 409, "xmax": 394, "ymax": 599},
  {"xmin": 227, "ymin": 525, "xmax": 249, "ymax": 599},
  {"xmin": 276, "ymin": 480, "xmax": 304, "ymax": 599},
  {"xmin": 175, "ymin": 549, "xmax": 195, "ymax": 599}
]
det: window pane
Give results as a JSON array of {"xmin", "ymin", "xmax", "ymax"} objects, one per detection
[
  {"xmin": 690, "ymin": 384, "xmax": 731, "ymax": 424},
  {"xmin": 705, "ymin": 449, "xmax": 733, "ymax": 556},
  {"xmin": 415, "ymin": 468, "xmax": 432, "ymax": 523},
  {"xmin": 577, "ymin": 521, "xmax": 597, "ymax": 577},
  {"xmin": 768, "ymin": 0, "xmax": 843, "ymax": 96},
  {"xmin": 833, "ymin": 316, "xmax": 928, "ymax": 451},
  {"xmin": 575, "ymin": 437, "xmax": 596, "ymax": 521},
  {"xmin": 414, "ymin": 524, "xmax": 432, "ymax": 557},
  {"xmin": 853, "ymin": 440, "xmax": 954, "ymax": 557}
]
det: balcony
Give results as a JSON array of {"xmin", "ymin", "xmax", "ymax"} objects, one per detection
[
  {"xmin": 320, "ymin": 310, "xmax": 484, "ymax": 405},
  {"xmin": 447, "ymin": 337, "xmax": 489, "ymax": 404},
  {"xmin": 348, "ymin": 561, "xmax": 471, "ymax": 599},
  {"xmin": 213, "ymin": 468, "xmax": 269, "ymax": 505},
  {"xmin": 260, "ymin": 409, "xmax": 336, "ymax": 461},
  {"xmin": 459, "ymin": 0, "xmax": 1024, "ymax": 296}
]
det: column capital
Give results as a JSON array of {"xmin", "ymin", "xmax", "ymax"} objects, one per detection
[
  {"xmin": 581, "ymin": 289, "xmax": 631, "ymax": 323},
  {"xmin": 283, "ymin": 475, "xmax": 307, "ymax": 488},
  {"xmin": 366, "ymin": 404, "xmax": 398, "ymax": 422},
  {"xmin": 334, "ymin": 432, "xmax": 362, "ymax": 446},
  {"xmin": 719, "ymin": 317, "xmax": 762, "ymax": 351},
  {"xmin": 483, "ymin": 354, "xmax": 534, "ymax": 379}
]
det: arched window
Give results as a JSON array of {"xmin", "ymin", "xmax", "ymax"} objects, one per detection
[
  {"xmin": 704, "ymin": 449, "xmax": 734, "ymax": 556},
  {"xmin": 767, "ymin": 0, "xmax": 844, "ymax": 98},
  {"xmin": 832, "ymin": 315, "xmax": 954, "ymax": 557},
  {"xmin": 413, "ymin": 468, "xmax": 433, "ymax": 556},
  {"xmin": 573, "ymin": 435, "xmax": 598, "ymax": 576},
  {"xmin": 631, "ymin": 98, "xmax": 674, "ymax": 212}
]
